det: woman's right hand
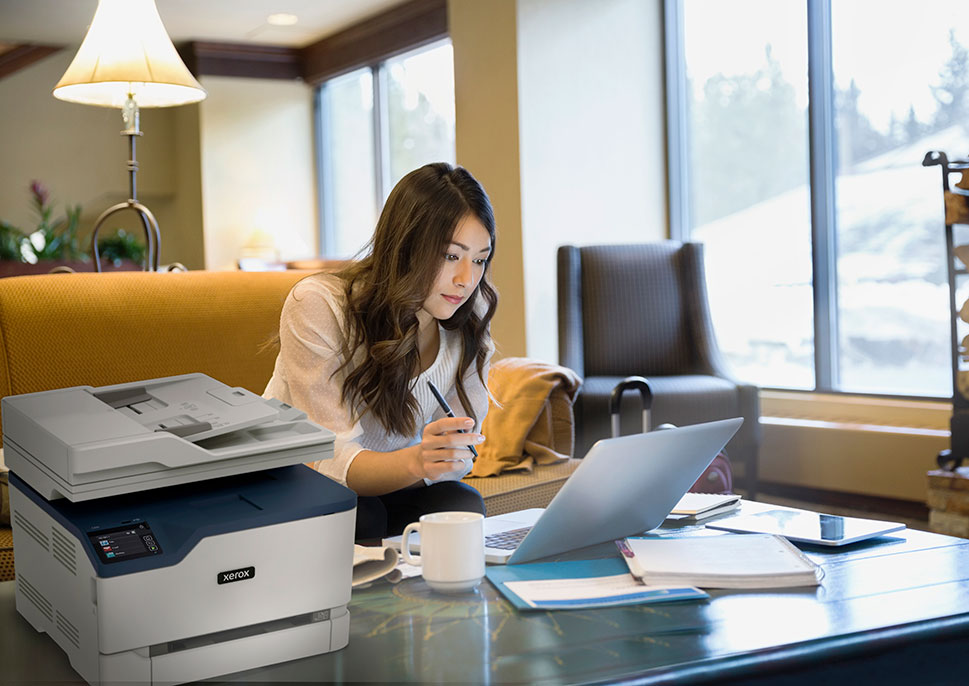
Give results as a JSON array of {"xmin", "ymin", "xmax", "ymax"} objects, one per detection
[{"xmin": 414, "ymin": 416, "xmax": 484, "ymax": 482}]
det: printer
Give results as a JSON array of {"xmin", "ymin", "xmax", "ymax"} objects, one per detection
[{"xmin": 4, "ymin": 373, "xmax": 357, "ymax": 685}]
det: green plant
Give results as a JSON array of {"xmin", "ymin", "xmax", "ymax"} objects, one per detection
[
  {"xmin": 97, "ymin": 229, "xmax": 147, "ymax": 267},
  {"xmin": 0, "ymin": 181, "xmax": 86, "ymax": 263},
  {"xmin": 0, "ymin": 221, "xmax": 26, "ymax": 261}
]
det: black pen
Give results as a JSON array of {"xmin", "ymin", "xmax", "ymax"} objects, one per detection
[{"xmin": 427, "ymin": 380, "xmax": 478, "ymax": 459}]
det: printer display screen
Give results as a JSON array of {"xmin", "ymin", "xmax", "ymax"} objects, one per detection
[{"xmin": 88, "ymin": 522, "xmax": 162, "ymax": 564}]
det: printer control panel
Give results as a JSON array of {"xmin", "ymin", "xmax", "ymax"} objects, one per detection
[{"xmin": 88, "ymin": 522, "xmax": 163, "ymax": 564}]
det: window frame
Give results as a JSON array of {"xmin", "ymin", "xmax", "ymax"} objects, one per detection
[
  {"xmin": 315, "ymin": 36, "xmax": 454, "ymax": 257},
  {"xmin": 303, "ymin": 0, "xmax": 448, "ymax": 257},
  {"xmin": 664, "ymin": 0, "xmax": 947, "ymax": 400}
]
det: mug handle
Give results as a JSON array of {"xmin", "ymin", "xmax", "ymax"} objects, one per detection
[{"xmin": 401, "ymin": 522, "xmax": 421, "ymax": 566}]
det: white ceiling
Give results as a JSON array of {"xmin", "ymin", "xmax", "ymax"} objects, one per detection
[{"xmin": 0, "ymin": 0, "xmax": 407, "ymax": 48}]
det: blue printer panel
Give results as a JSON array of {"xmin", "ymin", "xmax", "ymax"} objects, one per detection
[
  {"xmin": 10, "ymin": 465, "xmax": 356, "ymax": 578},
  {"xmin": 88, "ymin": 522, "xmax": 163, "ymax": 564}
]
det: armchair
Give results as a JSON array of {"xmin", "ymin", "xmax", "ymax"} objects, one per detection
[{"xmin": 557, "ymin": 242, "xmax": 761, "ymax": 496}]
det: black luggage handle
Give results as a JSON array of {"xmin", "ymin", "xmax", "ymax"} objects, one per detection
[{"xmin": 609, "ymin": 376, "xmax": 652, "ymax": 437}]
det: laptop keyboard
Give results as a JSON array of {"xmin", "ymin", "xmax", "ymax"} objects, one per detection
[{"xmin": 485, "ymin": 526, "xmax": 532, "ymax": 550}]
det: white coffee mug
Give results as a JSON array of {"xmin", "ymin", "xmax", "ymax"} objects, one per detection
[{"xmin": 401, "ymin": 511, "xmax": 485, "ymax": 593}]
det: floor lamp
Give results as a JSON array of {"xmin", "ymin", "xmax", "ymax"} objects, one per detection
[{"xmin": 52, "ymin": 0, "xmax": 205, "ymax": 272}]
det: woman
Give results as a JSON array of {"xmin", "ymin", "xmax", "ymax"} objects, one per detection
[{"xmin": 264, "ymin": 163, "xmax": 498, "ymax": 540}]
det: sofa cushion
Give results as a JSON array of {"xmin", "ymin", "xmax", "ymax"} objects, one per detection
[
  {"xmin": 466, "ymin": 458, "xmax": 580, "ymax": 516},
  {"xmin": 0, "ymin": 270, "xmax": 308, "ymax": 439},
  {"xmin": 0, "ymin": 526, "xmax": 12, "ymax": 582}
]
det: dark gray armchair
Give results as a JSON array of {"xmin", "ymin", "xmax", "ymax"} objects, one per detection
[{"xmin": 557, "ymin": 242, "xmax": 761, "ymax": 496}]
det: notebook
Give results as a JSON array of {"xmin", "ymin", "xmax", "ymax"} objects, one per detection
[
  {"xmin": 705, "ymin": 509, "xmax": 906, "ymax": 547},
  {"xmin": 384, "ymin": 417, "xmax": 742, "ymax": 565},
  {"xmin": 616, "ymin": 533, "xmax": 822, "ymax": 589},
  {"xmin": 666, "ymin": 492, "xmax": 742, "ymax": 521},
  {"xmin": 485, "ymin": 556, "xmax": 709, "ymax": 610}
]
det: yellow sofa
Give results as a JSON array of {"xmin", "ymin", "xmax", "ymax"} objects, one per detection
[{"xmin": 0, "ymin": 270, "xmax": 577, "ymax": 581}]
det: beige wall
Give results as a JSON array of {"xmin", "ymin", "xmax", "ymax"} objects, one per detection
[
  {"xmin": 449, "ymin": 0, "xmax": 529, "ymax": 359},
  {"xmin": 171, "ymin": 104, "xmax": 206, "ymax": 269},
  {"xmin": 197, "ymin": 76, "xmax": 318, "ymax": 271},
  {"xmin": 0, "ymin": 54, "xmax": 316, "ymax": 273},
  {"xmin": 517, "ymin": 0, "xmax": 668, "ymax": 361},
  {"xmin": 0, "ymin": 49, "xmax": 201, "ymax": 267},
  {"xmin": 449, "ymin": 0, "xmax": 670, "ymax": 361}
]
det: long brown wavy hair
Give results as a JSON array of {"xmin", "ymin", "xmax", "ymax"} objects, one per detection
[{"xmin": 335, "ymin": 162, "xmax": 498, "ymax": 436}]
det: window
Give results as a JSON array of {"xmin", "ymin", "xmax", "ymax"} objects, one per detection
[
  {"xmin": 318, "ymin": 68, "xmax": 377, "ymax": 260},
  {"xmin": 667, "ymin": 0, "xmax": 969, "ymax": 398},
  {"xmin": 317, "ymin": 39, "xmax": 455, "ymax": 259}
]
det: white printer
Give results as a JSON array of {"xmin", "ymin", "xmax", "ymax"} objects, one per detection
[{"xmin": 4, "ymin": 373, "xmax": 356, "ymax": 686}]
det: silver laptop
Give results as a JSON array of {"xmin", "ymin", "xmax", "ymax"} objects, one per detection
[{"xmin": 384, "ymin": 417, "xmax": 742, "ymax": 565}]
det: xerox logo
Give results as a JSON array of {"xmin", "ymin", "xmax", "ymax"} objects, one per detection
[{"xmin": 217, "ymin": 566, "xmax": 255, "ymax": 584}]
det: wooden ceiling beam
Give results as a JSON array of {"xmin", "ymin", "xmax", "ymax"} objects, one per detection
[{"xmin": 0, "ymin": 44, "xmax": 61, "ymax": 81}]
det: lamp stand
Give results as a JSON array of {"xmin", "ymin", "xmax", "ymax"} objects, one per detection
[{"xmin": 90, "ymin": 94, "xmax": 161, "ymax": 272}]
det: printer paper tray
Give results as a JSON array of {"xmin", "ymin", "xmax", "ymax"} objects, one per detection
[
  {"xmin": 128, "ymin": 609, "xmax": 349, "ymax": 685},
  {"xmin": 47, "ymin": 420, "xmax": 332, "ymax": 482}
]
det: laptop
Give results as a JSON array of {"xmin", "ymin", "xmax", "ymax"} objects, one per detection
[{"xmin": 384, "ymin": 417, "xmax": 742, "ymax": 565}]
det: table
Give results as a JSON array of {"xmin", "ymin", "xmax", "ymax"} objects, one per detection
[{"xmin": 3, "ymin": 510, "xmax": 969, "ymax": 685}]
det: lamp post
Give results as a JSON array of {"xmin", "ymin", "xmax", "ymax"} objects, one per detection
[{"xmin": 52, "ymin": 0, "xmax": 206, "ymax": 271}]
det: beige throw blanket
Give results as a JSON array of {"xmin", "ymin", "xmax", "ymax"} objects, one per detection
[{"xmin": 469, "ymin": 357, "xmax": 582, "ymax": 477}]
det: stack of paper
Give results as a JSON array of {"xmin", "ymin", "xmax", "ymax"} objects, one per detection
[
  {"xmin": 617, "ymin": 533, "xmax": 822, "ymax": 589},
  {"xmin": 667, "ymin": 493, "xmax": 741, "ymax": 521}
]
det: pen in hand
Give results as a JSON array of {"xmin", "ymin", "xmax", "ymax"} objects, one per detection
[{"xmin": 426, "ymin": 380, "xmax": 478, "ymax": 459}]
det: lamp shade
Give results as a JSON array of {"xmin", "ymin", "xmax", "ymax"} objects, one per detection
[{"xmin": 53, "ymin": 0, "xmax": 205, "ymax": 108}]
